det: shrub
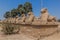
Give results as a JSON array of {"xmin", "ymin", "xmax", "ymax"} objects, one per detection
[{"xmin": 2, "ymin": 23, "xmax": 20, "ymax": 35}]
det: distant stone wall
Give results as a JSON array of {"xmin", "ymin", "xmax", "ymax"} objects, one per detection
[{"xmin": 20, "ymin": 24, "xmax": 58, "ymax": 38}]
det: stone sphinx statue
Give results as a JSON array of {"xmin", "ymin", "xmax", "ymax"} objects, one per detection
[
  {"xmin": 25, "ymin": 12, "xmax": 35, "ymax": 24},
  {"xmin": 47, "ymin": 16, "xmax": 56, "ymax": 22},
  {"xmin": 40, "ymin": 8, "xmax": 49, "ymax": 22},
  {"xmin": 2, "ymin": 19, "xmax": 8, "ymax": 23},
  {"xmin": 3, "ymin": 18, "xmax": 12, "ymax": 23},
  {"xmin": 16, "ymin": 14, "xmax": 26, "ymax": 24},
  {"xmin": 40, "ymin": 8, "xmax": 56, "ymax": 22}
]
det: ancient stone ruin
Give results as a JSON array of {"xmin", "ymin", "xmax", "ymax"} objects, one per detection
[{"xmin": 0, "ymin": 8, "xmax": 58, "ymax": 39}]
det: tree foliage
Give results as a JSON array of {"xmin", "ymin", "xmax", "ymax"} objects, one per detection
[
  {"xmin": 4, "ymin": 11, "xmax": 11, "ymax": 18},
  {"xmin": 11, "ymin": 9, "xmax": 18, "ymax": 17},
  {"xmin": 24, "ymin": 2, "xmax": 32, "ymax": 13},
  {"xmin": 18, "ymin": 4, "xmax": 25, "ymax": 14},
  {"xmin": 4, "ymin": 2, "xmax": 32, "ymax": 18}
]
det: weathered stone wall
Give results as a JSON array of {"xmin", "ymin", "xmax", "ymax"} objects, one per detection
[{"xmin": 20, "ymin": 24, "xmax": 58, "ymax": 38}]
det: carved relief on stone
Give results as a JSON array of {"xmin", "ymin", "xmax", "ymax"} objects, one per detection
[{"xmin": 25, "ymin": 12, "xmax": 35, "ymax": 24}]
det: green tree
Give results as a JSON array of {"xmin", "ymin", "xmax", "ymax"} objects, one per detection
[
  {"xmin": 4, "ymin": 2, "xmax": 33, "ymax": 18},
  {"xmin": 24, "ymin": 2, "xmax": 32, "ymax": 13},
  {"xmin": 17, "ymin": 4, "xmax": 25, "ymax": 15},
  {"xmin": 11, "ymin": 9, "xmax": 18, "ymax": 17},
  {"xmin": 4, "ymin": 11, "xmax": 11, "ymax": 18}
]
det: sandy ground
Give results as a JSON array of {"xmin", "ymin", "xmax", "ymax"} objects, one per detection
[
  {"xmin": 0, "ymin": 33, "xmax": 36, "ymax": 40},
  {"xmin": 39, "ymin": 32, "xmax": 60, "ymax": 40},
  {"xmin": 0, "ymin": 25, "xmax": 60, "ymax": 40},
  {"xmin": 0, "ymin": 32, "xmax": 60, "ymax": 40},
  {"xmin": 0, "ymin": 28, "xmax": 36, "ymax": 40}
]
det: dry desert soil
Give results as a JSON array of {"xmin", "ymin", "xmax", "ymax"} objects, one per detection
[{"xmin": 0, "ymin": 31, "xmax": 60, "ymax": 40}]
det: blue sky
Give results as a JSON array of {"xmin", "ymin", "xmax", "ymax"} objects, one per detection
[{"xmin": 0, "ymin": 0, "xmax": 60, "ymax": 20}]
